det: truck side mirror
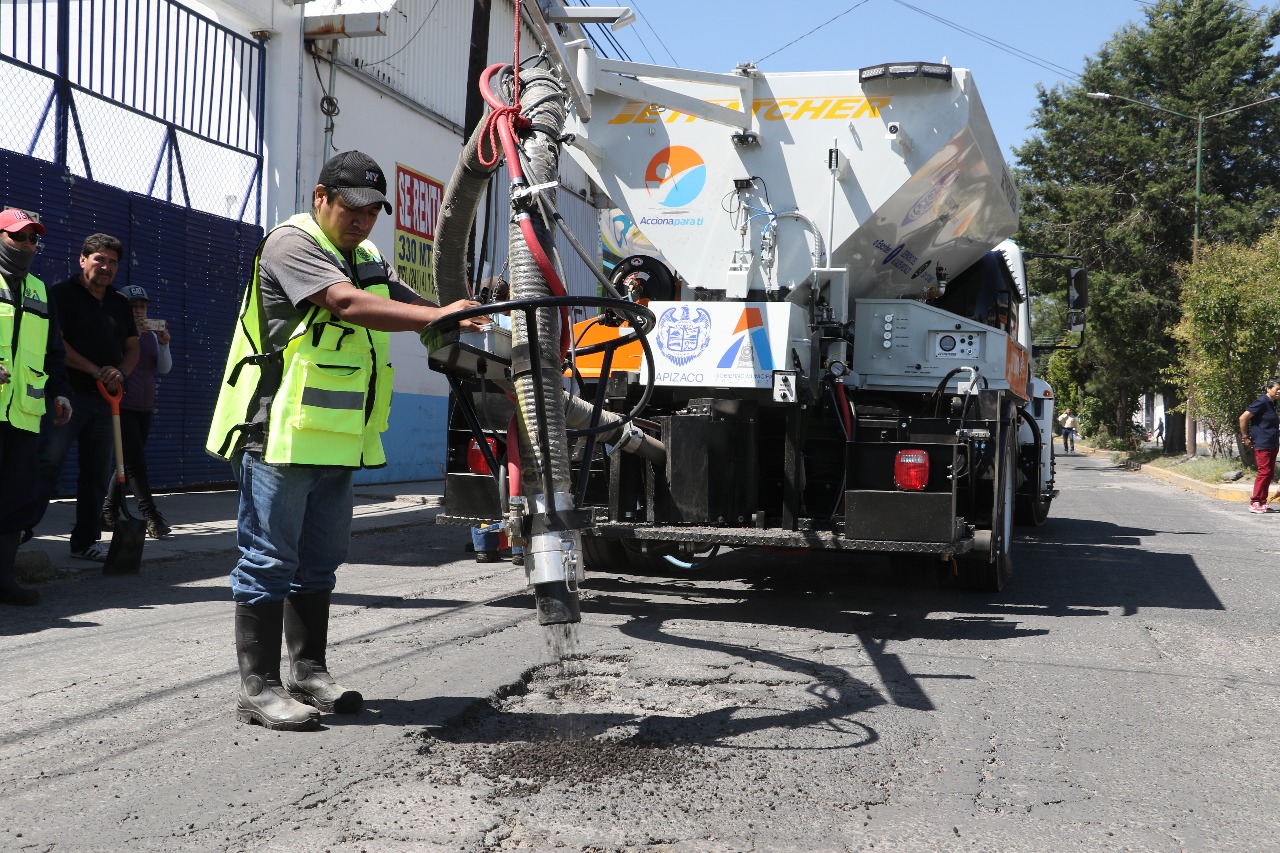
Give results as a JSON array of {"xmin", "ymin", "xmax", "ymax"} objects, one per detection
[{"xmin": 1066, "ymin": 267, "xmax": 1087, "ymax": 334}]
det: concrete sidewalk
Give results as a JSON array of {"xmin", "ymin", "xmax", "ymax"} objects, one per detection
[
  {"xmin": 1075, "ymin": 443, "xmax": 1269, "ymax": 504},
  {"xmin": 17, "ymin": 480, "xmax": 446, "ymax": 579}
]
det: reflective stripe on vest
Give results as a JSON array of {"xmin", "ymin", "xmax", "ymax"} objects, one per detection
[
  {"xmin": 0, "ymin": 273, "xmax": 51, "ymax": 433},
  {"xmin": 206, "ymin": 213, "xmax": 394, "ymax": 467}
]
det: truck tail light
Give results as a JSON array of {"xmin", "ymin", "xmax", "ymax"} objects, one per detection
[
  {"xmin": 894, "ymin": 449, "xmax": 930, "ymax": 491},
  {"xmin": 467, "ymin": 437, "xmax": 498, "ymax": 474}
]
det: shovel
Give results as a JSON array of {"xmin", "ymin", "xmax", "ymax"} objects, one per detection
[{"xmin": 98, "ymin": 378, "xmax": 146, "ymax": 575}]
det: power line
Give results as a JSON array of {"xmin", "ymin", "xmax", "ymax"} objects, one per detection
[
  {"xmin": 753, "ymin": 0, "xmax": 875, "ymax": 66},
  {"xmin": 629, "ymin": 0, "xmax": 679, "ymax": 66},
  {"xmin": 574, "ymin": 0, "xmax": 634, "ymax": 62},
  {"xmin": 892, "ymin": 0, "xmax": 1082, "ymax": 81},
  {"xmin": 582, "ymin": 0, "xmax": 659, "ymax": 64},
  {"xmin": 622, "ymin": 25, "xmax": 658, "ymax": 64}
]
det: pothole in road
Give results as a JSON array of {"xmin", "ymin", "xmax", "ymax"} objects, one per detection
[
  {"xmin": 402, "ymin": 627, "xmax": 907, "ymax": 850},
  {"xmin": 415, "ymin": 650, "xmax": 711, "ymax": 796},
  {"xmin": 412, "ymin": 625, "xmax": 881, "ymax": 801}
]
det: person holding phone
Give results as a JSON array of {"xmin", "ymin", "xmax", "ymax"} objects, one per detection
[{"xmin": 100, "ymin": 285, "xmax": 172, "ymax": 537}]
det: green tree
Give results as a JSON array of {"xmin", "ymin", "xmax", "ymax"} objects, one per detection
[
  {"xmin": 1015, "ymin": 0, "xmax": 1280, "ymax": 450},
  {"xmin": 1174, "ymin": 226, "xmax": 1280, "ymax": 461}
]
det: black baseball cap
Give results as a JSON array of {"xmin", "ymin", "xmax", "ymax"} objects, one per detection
[{"xmin": 317, "ymin": 151, "xmax": 392, "ymax": 214}]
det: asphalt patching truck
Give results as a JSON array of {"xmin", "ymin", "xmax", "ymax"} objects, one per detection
[{"xmin": 425, "ymin": 1, "xmax": 1086, "ymax": 624}]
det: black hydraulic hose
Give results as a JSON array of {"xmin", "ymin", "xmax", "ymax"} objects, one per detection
[
  {"xmin": 539, "ymin": 192, "xmax": 624, "ymax": 300},
  {"xmin": 430, "ymin": 66, "xmax": 664, "ymax": 464}
]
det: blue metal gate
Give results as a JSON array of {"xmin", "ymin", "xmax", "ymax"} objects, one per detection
[
  {"xmin": 2, "ymin": 147, "xmax": 261, "ymax": 492},
  {"xmin": 2, "ymin": 0, "xmax": 266, "ymax": 492}
]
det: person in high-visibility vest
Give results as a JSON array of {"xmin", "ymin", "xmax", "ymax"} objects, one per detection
[
  {"xmin": 207, "ymin": 151, "xmax": 486, "ymax": 732},
  {"xmin": 0, "ymin": 208, "xmax": 73, "ymax": 606}
]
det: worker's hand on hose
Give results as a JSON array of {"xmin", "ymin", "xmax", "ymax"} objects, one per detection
[
  {"xmin": 434, "ymin": 299, "xmax": 490, "ymax": 332},
  {"xmin": 53, "ymin": 396, "xmax": 72, "ymax": 426}
]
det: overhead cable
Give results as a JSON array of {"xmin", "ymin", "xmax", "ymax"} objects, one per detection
[{"xmin": 892, "ymin": 0, "xmax": 1082, "ymax": 81}]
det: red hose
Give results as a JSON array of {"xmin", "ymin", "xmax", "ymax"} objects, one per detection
[
  {"xmin": 479, "ymin": 7, "xmax": 572, "ymax": 358},
  {"xmin": 507, "ymin": 412, "xmax": 522, "ymax": 497},
  {"xmin": 835, "ymin": 381, "xmax": 853, "ymax": 438},
  {"xmin": 478, "ymin": 64, "xmax": 527, "ymax": 174},
  {"xmin": 518, "ymin": 214, "xmax": 572, "ymax": 355}
]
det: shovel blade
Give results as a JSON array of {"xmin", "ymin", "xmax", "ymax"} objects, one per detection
[{"xmin": 103, "ymin": 517, "xmax": 146, "ymax": 575}]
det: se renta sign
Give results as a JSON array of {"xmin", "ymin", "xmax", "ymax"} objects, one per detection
[{"xmin": 394, "ymin": 163, "xmax": 443, "ymax": 301}]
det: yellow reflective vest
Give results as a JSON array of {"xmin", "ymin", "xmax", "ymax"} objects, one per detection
[
  {"xmin": 206, "ymin": 214, "xmax": 395, "ymax": 468},
  {"xmin": 0, "ymin": 272, "xmax": 52, "ymax": 434}
]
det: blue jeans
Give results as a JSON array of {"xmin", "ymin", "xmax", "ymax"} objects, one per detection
[
  {"xmin": 471, "ymin": 525, "xmax": 499, "ymax": 554},
  {"xmin": 230, "ymin": 451, "xmax": 354, "ymax": 604},
  {"xmin": 471, "ymin": 523, "xmax": 521, "ymax": 557},
  {"xmin": 1062, "ymin": 428, "xmax": 1075, "ymax": 452},
  {"xmin": 35, "ymin": 390, "xmax": 114, "ymax": 551}
]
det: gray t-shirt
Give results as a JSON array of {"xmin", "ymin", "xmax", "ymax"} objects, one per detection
[
  {"xmin": 238, "ymin": 223, "xmax": 423, "ymax": 454},
  {"xmin": 257, "ymin": 225, "xmax": 419, "ymax": 350}
]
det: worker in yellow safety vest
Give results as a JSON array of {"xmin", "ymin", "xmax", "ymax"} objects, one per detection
[
  {"xmin": 0, "ymin": 207, "xmax": 73, "ymax": 606},
  {"xmin": 207, "ymin": 151, "xmax": 486, "ymax": 731}
]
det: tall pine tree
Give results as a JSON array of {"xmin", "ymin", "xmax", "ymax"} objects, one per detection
[{"xmin": 1015, "ymin": 0, "xmax": 1280, "ymax": 449}]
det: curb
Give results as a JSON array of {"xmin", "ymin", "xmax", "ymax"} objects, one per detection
[{"xmin": 1134, "ymin": 463, "xmax": 1256, "ymax": 503}]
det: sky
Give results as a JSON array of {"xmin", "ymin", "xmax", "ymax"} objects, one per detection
[{"xmin": 589, "ymin": 0, "xmax": 1270, "ymax": 165}]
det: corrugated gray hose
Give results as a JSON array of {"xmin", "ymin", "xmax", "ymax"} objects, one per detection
[
  {"xmin": 431, "ymin": 69, "xmax": 664, "ymax": 474},
  {"xmin": 506, "ymin": 69, "xmax": 573, "ymax": 499}
]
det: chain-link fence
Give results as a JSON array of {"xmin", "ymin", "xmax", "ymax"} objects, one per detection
[{"xmin": 1, "ymin": 0, "xmax": 264, "ymax": 224}]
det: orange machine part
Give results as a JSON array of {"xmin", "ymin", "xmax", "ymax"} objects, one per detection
[{"xmin": 567, "ymin": 318, "xmax": 645, "ymax": 378}]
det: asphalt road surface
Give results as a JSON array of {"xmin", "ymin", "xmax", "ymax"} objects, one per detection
[{"xmin": 2, "ymin": 451, "xmax": 1277, "ymax": 852}]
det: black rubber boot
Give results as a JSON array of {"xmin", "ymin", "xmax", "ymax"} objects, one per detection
[
  {"xmin": 283, "ymin": 591, "xmax": 363, "ymax": 714},
  {"xmin": 137, "ymin": 497, "xmax": 170, "ymax": 539},
  {"xmin": 0, "ymin": 532, "xmax": 38, "ymax": 606},
  {"xmin": 235, "ymin": 601, "xmax": 320, "ymax": 731}
]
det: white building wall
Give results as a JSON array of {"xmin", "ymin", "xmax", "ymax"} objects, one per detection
[{"xmin": 193, "ymin": 0, "xmax": 603, "ymax": 482}]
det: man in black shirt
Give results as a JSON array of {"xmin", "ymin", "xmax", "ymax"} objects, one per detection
[{"xmin": 34, "ymin": 233, "xmax": 139, "ymax": 561}]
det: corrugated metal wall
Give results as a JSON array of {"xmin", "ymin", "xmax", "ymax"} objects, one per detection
[
  {"xmin": 1, "ymin": 147, "xmax": 262, "ymax": 494},
  {"xmin": 337, "ymin": 0, "xmax": 548, "ymax": 128},
  {"xmin": 555, "ymin": 189, "xmax": 604, "ymax": 301}
]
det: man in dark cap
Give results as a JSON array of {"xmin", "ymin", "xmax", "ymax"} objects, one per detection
[
  {"xmin": 207, "ymin": 151, "xmax": 487, "ymax": 731},
  {"xmin": 0, "ymin": 208, "xmax": 73, "ymax": 605}
]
